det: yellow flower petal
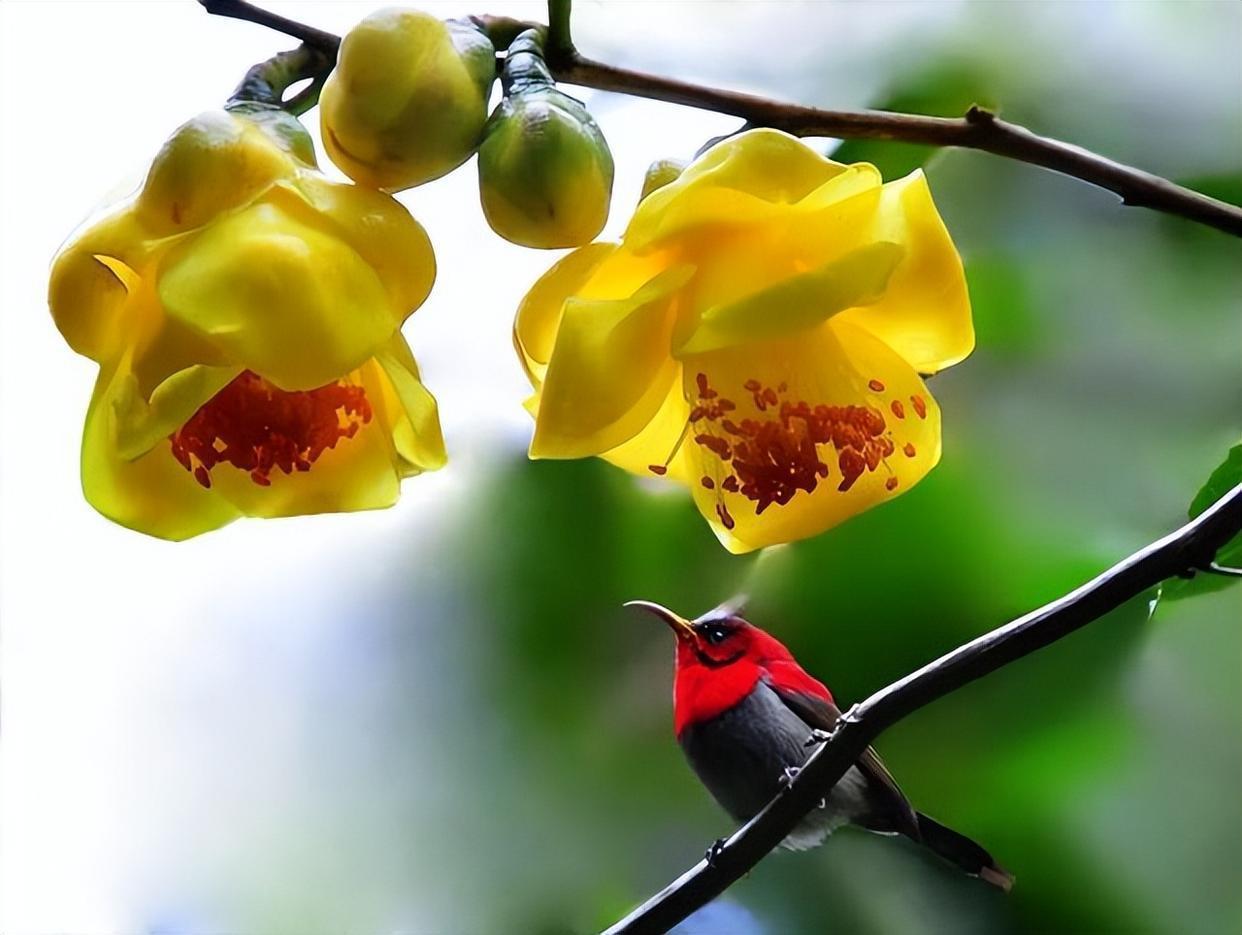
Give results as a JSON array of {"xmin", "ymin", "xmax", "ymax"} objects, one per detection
[
  {"xmin": 113, "ymin": 363, "xmax": 243, "ymax": 461},
  {"xmin": 48, "ymin": 211, "xmax": 152, "ymax": 362},
  {"xmin": 282, "ymin": 177, "xmax": 436, "ymax": 321},
  {"xmin": 680, "ymin": 320, "xmax": 941, "ymax": 553},
  {"xmin": 514, "ymin": 242, "xmax": 616, "ymax": 383},
  {"xmin": 82, "ymin": 357, "xmax": 242, "ymax": 540},
  {"xmin": 375, "ymin": 333, "xmax": 448, "ymax": 473},
  {"xmin": 530, "ymin": 264, "xmax": 695, "ymax": 459},
  {"xmin": 157, "ymin": 201, "xmax": 395, "ymax": 390},
  {"xmin": 625, "ymin": 130, "xmax": 865, "ymax": 253},
  {"xmin": 836, "ymin": 169, "xmax": 974, "ymax": 373},
  {"xmin": 599, "ymin": 376, "xmax": 695, "ymax": 484},
  {"xmin": 675, "ymin": 241, "xmax": 904, "ymax": 356}
]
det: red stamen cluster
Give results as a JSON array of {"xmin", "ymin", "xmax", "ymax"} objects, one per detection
[
  {"xmin": 653, "ymin": 372, "xmax": 924, "ymax": 519},
  {"xmin": 169, "ymin": 370, "xmax": 372, "ymax": 488}
]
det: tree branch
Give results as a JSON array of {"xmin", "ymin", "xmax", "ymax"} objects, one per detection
[
  {"xmin": 198, "ymin": 0, "xmax": 340, "ymax": 56},
  {"xmin": 602, "ymin": 481, "xmax": 1242, "ymax": 934},
  {"xmin": 552, "ymin": 55, "xmax": 1242, "ymax": 237},
  {"xmin": 198, "ymin": 0, "xmax": 1242, "ymax": 238}
]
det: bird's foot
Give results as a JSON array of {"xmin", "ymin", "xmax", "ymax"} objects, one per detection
[
  {"xmin": 704, "ymin": 837, "xmax": 727, "ymax": 868},
  {"xmin": 780, "ymin": 765, "xmax": 801, "ymax": 787},
  {"xmin": 838, "ymin": 704, "xmax": 863, "ymax": 725},
  {"xmin": 804, "ymin": 728, "xmax": 834, "ymax": 748}
]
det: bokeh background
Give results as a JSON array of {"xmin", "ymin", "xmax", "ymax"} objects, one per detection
[{"xmin": 2, "ymin": 2, "xmax": 1240, "ymax": 933}]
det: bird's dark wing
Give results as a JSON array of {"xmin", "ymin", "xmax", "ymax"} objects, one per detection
[{"xmin": 770, "ymin": 682, "xmax": 921, "ymax": 838}]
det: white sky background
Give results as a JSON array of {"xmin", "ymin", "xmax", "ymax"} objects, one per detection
[
  {"xmin": 0, "ymin": 2, "xmax": 789, "ymax": 930},
  {"xmin": 13, "ymin": 1, "xmax": 1233, "ymax": 931}
]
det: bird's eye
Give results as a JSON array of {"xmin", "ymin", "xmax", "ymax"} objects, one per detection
[{"xmin": 705, "ymin": 626, "xmax": 729, "ymax": 645}]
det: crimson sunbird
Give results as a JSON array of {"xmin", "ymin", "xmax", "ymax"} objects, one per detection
[{"xmin": 629, "ymin": 599, "xmax": 1013, "ymax": 890}]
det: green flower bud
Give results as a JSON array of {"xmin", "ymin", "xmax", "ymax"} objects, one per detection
[
  {"xmin": 640, "ymin": 158, "xmax": 688, "ymax": 201},
  {"xmin": 477, "ymin": 29, "xmax": 614, "ymax": 249},
  {"xmin": 320, "ymin": 9, "xmax": 496, "ymax": 191}
]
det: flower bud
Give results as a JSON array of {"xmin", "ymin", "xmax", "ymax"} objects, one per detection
[
  {"xmin": 137, "ymin": 106, "xmax": 311, "ymax": 236},
  {"xmin": 477, "ymin": 29, "xmax": 613, "ymax": 248},
  {"xmin": 320, "ymin": 9, "xmax": 496, "ymax": 191},
  {"xmin": 640, "ymin": 158, "xmax": 688, "ymax": 200}
]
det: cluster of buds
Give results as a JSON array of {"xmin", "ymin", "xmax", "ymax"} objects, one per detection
[{"xmin": 320, "ymin": 12, "xmax": 613, "ymax": 249}]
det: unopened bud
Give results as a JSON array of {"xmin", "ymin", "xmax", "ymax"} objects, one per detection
[
  {"xmin": 640, "ymin": 158, "xmax": 688, "ymax": 200},
  {"xmin": 320, "ymin": 9, "xmax": 496, "ymax": 191},
  {"xmin": 477, "ymin": 29, "xmax": 613, "ymax": 248},
  {"xmin": 137, "ymin": 108, "xmax": 307, "ymax": 235}
]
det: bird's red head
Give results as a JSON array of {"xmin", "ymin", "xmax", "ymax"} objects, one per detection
[{"xmin": 627, "ymin": 600, "xmax": 833, "ymax": 737}]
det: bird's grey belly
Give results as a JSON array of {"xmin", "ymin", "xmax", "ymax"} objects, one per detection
[{"xmin": 679, "ymin": 681, "xmax": 870, "ymax": 849}]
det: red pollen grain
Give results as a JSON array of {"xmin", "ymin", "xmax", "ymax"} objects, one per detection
[
  {"xmin": 696, "ymin": 372, "xmax": 717, "ymax": 399},
  {"xmin": 648, "ymin": 464, "xmax": 668, "ymax": 476},
  {"xmin": 689, "ymin": 373, "xmax": 896, "ymax": 514},
  {"xmin": 890, "ymin": 400, "xmax": 905, "ymax": 419},
  {"xmin": 903, "ymin": 442, "xmax": 917, "ymax": 458},
  {"xmin": 911, "ymin": 394, "xmax": 927, "ymax": 419},
  {"xmin": 886, "ymin": 476, "xmax": 899, "ymax": 491},
  {"xmin": 868, "ymin": 379, "xmax": 886, "ymax": 392},
  {"xmin": 169, "ymin": 369, "xmax": 371, "ymax": 488}
]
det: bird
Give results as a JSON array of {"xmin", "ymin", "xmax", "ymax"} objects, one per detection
[{"xmin": 628, "ymin": 598, "xmax": 1013, "ymax": 890}]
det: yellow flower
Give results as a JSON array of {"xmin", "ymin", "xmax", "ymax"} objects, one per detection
[
  {"xmin": 49, "ymin": 107, "xmax": 446, "ymax": 540},
  {"xmin": 320, "ymin": 10, "xmax": 496, "ymax": 191},
  {"xmin": 514, "ymin": 129, "xmax": 973, "ymax": 553}
]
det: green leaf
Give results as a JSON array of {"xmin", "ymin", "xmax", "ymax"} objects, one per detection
[
  {"xmin": 1160, "ymin": 443, "xmax": 1242, "ymax": 602},
  {"xmin": 1188, "ymin": 443, "xmax": 1242, "ymax": 519},
  {"xmin": 829, "ymin": 63, "xmax": 997, "ymax": 180}
]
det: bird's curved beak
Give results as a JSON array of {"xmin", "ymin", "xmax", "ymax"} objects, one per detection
[{"xmin": 625, "ymin": 600, "xmax": 695, "ymax": 641}]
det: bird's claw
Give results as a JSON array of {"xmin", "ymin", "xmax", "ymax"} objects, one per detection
[
  {"xmin": 780, "ymin": 765, "xmax": 801, "ymax": 787},
  {"xmin": 838, "ymin": 704, "xmax": 863, "ymax": 726},
  {"xmin": 704, "ymin": 837, "xmax": 727, "ymax": 868},
  {"xmin": 804, "ymin": 728, "xmax": 834, "ymax": 748}
]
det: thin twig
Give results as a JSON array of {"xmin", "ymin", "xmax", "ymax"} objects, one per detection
[
  {"xmin": 198, "ymin": 0, "xmax": 340, "ymax": 55},
  {"xmin": 602, "ymin": 481, "xmax": 1242, "ymax": 934},
  {"xmin": 197, "ymin": 0, "xmax": 1242, "ymax": 238}
]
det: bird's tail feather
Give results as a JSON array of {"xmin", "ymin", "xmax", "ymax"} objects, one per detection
[{"xmin": 914, "ymin": 812, "xmax": 1014, "ymax": 891}]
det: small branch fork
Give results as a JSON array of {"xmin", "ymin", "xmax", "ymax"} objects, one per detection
[
  {"xmin": 199, "ymin": 0, "xmax": 1242, "ymax": 238},
  {"xmin": 604, "ymin": 482, "xmax": 1242, "ymax": 934}
]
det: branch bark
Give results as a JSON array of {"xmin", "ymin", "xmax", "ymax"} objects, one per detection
[
  {"xmin": 198, "ymin": 0, "xmax": 1242, "ymax": 238},
  {"xmin": 554, "ymin": 54, "xmax": 1242, "ymax": 238},
  {"xmin": 602, "ymin": 481, "xmax": 1242, "ymax": 934}
]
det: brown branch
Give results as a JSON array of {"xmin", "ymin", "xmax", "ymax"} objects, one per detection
[
  {"xmin": 198, "ymin": 0, "xmax": 1242, "ymax": 238},
  {"xmin": 551, "ymin": 54, "xmax": 1242, "ymax": 238},
  {"xmin": 198, "ymin": 0, "xmax": 340, "ymax": 56},
  {"xmin": 603, "ymin": 481, "xmax": 1242, "ymax": 934}
]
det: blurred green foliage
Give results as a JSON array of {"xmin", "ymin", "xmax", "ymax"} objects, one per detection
[
  {"xmin": 829, "ymin": 61, "xmax": 996, "ymax": 180},
  {"xmin": 402, "ymin": 4, "xmax": 1242, "ymax": 932}
]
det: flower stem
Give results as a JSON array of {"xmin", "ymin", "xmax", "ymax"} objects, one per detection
[{"xmin": 227, "ymin": 43, "xmax": 332, "ymax": 116}]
